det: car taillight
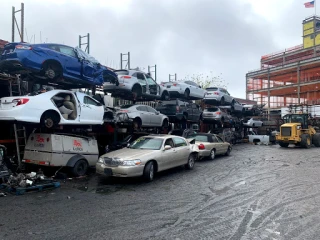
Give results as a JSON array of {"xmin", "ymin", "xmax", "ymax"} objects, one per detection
[
  {"xmin": 173, "ymin": 83, "xmax": 178, "ymax": 86},
  {"xmin": 120, "ymin": 110, "xmax": 129, "ymax": 113},
  {"xmin": 122, "ymin": 76, "xmax": 131, "ymax": 79},
  {"xmin": 216, "ymin": 111, "xmax": 221, "ymax": 115},
  {"xmin": 15, "ymin": 45, "xmax": 32, "ymax": 50},
  {"xmin": 13, "ymin": 98, "xmax": 29, "ymax": 106},
  {"xmin": 198, "ymin": 144, "xmax": 205, "ymax": 150},
  {"xmin": 214, "ymin": 92, "xmax": 219, "ymax": 95}
]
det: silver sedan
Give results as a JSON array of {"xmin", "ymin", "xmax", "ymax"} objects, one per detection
[{"xmin": 96, "ymin": 135, "xmax": 199, "ymax": 181}]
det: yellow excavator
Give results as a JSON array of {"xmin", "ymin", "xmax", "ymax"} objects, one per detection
[{"xmin": 276, "ymin": 112, "xmax": 320, "ymax": 148}]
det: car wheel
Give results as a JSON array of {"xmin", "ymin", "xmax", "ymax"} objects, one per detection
[
  {"xmin": 133, "ymin": 118, "xmax": 142, "ymax": 131},
  {"xmin": 71, "ymin": 159, "xmax": 88, "ymax": 177},
  {"xmin": 252, "ymin": 123, "xmax": 255, "ymax": 127},
  {"xmin": 220, "ymin": 97, "xmax": 225, "ymax": 105},
  {"xmin": 162, "ymin": 119, "xmax": 169, "ymax": 129},
  {"xmin": 43, "ymin": 62, "xmax": 62, "ymax": 80},
  {"xmin": 132, "ymin": 85, "xmax": 142, "ymax": 100},
  {"xmin": 143, "ymin": 161, "xmax": 155, "ymax": 182},
  {"xmin": 209, "ymin": 149, "xmax": 215, "ymax": 160},
  {"xmin": 225, "ymin": 146, "xmax": 231, "ymax": 156},
  {"xmin": 161, "ymin": 91, "xmax": 170, "ymax": 100},
  {"xmin": 41, "ymin": 111, "xmax": 60, "ymax": 129},
  {"xmin": 184, "ymin": 89, "xmax": 190, "ymax": 99},
  {"xmin": 185, "ymin": 153, "xmax": 195, "ymax": 170}
]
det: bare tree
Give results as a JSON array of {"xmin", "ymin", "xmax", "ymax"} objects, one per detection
[{"xmin": 182, "ymin": 71, "xmax": 228, "ymax": 89}]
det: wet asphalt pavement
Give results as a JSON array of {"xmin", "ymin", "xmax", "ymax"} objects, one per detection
[{"xmin": 1, "ymin": 143, "xmax": 320, "ymax": 240}]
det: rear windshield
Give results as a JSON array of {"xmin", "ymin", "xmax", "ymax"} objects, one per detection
[
  {"xmin": 206, "ymin": 87, "xmax": 218, "ymax": 91},
  {"xmin": 187, "ymin": 134, "xmax": 209, "ymax": 142},
  {"xmin": 115, "ymin": 70, "xmax": 129, "ymax": 75},
  {"xmin": 159, "ymin": 100, "xmax": 177, "ymax": 105},
  {"xmin": 205, "ymin": 107, "xmax": 219, "ymax": 112}
]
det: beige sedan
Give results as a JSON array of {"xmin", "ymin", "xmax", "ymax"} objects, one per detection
[
  {"xmin": 96, "ymin": 134, "xmax": 199, "ymax": 182},
  {"xmin": 186, "ymin": 133, "xmax": 231, "ymax": 160}
]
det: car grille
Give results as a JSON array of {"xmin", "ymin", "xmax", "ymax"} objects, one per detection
[
  {"xmin": 104, "ymin": 157, "xmax": 121, "ymax": 167},
  {"xmin": 281, "ymin": 127, "xmax": 291, "ymax": 137}
]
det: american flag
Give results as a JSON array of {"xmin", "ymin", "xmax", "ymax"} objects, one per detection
[{"xmin": 304, "ymin": 1, "xmax": 315, "ymax": 8}]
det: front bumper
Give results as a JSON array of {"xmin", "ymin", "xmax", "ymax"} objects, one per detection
[{"xmin": 96, "ymin": 163, "xmax": 145, "ymax": 177}]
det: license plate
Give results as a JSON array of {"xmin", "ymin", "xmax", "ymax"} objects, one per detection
[
  {"xmin": 104, "ymin": 168, "xmax": 113, "ymax": 176},
  {"xmin": 167, "ymin": 86, "xmax": 171, "ymax": 88}
]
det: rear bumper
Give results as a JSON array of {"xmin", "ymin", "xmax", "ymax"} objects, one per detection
[
  {"xmin": 198, "ymin": 149, "xmax": 211, "ymax": 158},
  {"xmin": 0, "ymin": 107, "xmax": 42, "ymax": 123},
  {"xmin": 103, "ymin": 82, "xmax": 133, "ymax": 93}
]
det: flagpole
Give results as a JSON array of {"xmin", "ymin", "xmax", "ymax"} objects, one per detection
[{"xmin": 315, "ymin": 0, "xmax": 317, "ymax": 16}]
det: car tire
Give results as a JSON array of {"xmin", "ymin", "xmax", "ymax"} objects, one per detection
[
  {"xmin": 279, "ymin": 142, "xmax": 289, "ymax": 148},
  {"xmin": 161, "ymin": 91, "xmax": 170, "ymax": 100},
  {"xmin": 209, "ymin": 149, "xmax": 215, "ymax": 160},
  {"xmin": 312, "ymin": 133, "xmax": 320, "ymax": 147},
  {"xmin": 185, "ymin": 153, "xmax": 195, "ymax": 170},
  {"xmin": 252, "ymin": 123, "xmax": 255, "ymax": 127},
  {"xmin": 143, "ymin": 161, "xmax": 155, "ymax": 182},
  {"xmin": 301, "ymin": 134, "xmax": 311, "ymax": 149},
  {"xmin": 41, "ymin": 111, "xmax": 60, "ymax": 129},
  {"xmin": 225, "ymin": 146, "xmax": 231, "ymax": 156},
  {"xmin": 71, "ymin": 159, "xmax": 88, "ymax": 177},
  {"xmin": 133, "ymin": 118, "xmax": 142, "ymax": 131},
  {"xmin": 162, "ymin": 119, "xmax": 169, "ymax": 129},
  {"xmin": 184, "ymin": 89, "xmax": 190, "ymax": 99},
  {"xmin": 43, "ymin": 61, "xmax": 62, "ymax": 80},
  {"xmin": 220, "ymin": 97, "xmax": 225, "ymax": 105},
  {"xmin": 132, "ymin": 85, "xmax": 142, "ymax": 100}
]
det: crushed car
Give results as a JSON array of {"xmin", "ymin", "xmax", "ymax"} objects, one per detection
[{"xmin": 0, "ymin": 42, "xmax": 117, "ymax": 87}]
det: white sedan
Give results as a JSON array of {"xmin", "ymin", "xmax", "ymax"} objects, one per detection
[
  {"xmin": 161, "ymin": 80, "xmax": 206, "ymax": 100},
  {"xmin": 0, "ymin": 89, "xmax": 104, "ymax": 128},
  {"xmin": 242, "ymin": 117, "xmax": 264, "ymax": 127}
]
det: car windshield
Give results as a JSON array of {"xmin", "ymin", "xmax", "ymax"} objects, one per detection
[
  {"xmin": 129, "ymin": 137, "xmax": 163, "ymax": 150},
  {"xmin": 205, "ymin": 107, "xmax": 219, "ymax": 112},
  {"xmin": 187, "ymin": 134, "xmax": 209, "ymax": 142},
  {"xmin": 206, "ymin": 87, "xmax": 218, "ymax": 91},
  {"xmin": 75, "ymin": 47, "xmax": 99, "ymax": 64}
]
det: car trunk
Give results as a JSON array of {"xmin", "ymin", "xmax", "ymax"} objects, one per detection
[{"xmin": 203, "ymin": 108, "xmax": 220, "ymax": 118}]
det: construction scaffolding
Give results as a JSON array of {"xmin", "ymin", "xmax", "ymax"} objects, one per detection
[{"xmin": 246, "ymin": 15, "xmax": 320, "ymax": 110}]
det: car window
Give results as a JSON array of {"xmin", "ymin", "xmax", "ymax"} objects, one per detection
[
  {"xmin": 146, "ymin": 106, "xmax": 157, "ymax": 113},
  {"xmin": 84, "ymin": 96, "xmax": 102, "ymax": 106},
  {"xmin": 136, "ymin": 73, "xmax": 145, "ymax": 80},
  {"xmin": 132, "ymin": 72, "xmax": 138, "ymax": 77},
  {"xmin": 164, "ymin": 138, "xmax": 175, "ymax": 148},
  {"xmin": 215, "ymin": 135, "xmax": 224, "ymax": 142},
  {"xmin": 48, "ymin": 45, "xmax": 60, "ymax": 52},
  {"xmin": 120, "ymin": 104, "xmax": 134, "ymax": 109},
  {"xmin": 59, "ymin": 46, "xmax": 77, "ymax": 57},
  {"xmin": 188, "ymin": 134, "xmax": 209, "ymax": 142},
  {"xmin": 205, "ymin": 107, "xmax": 219, "ymax": 112},
  {"xmin": 173, "ymin": 137, "xmax": 187, "ymax": 147},
  {"xmin": 136, "ymin": 106, "xmax": 148, "ymax": 112},
  {"xmin": 129, "ymin": 137, "xmax": 163, "ymax": 150},
  {"xmin": 146, "ymin": 76, "xmax": 157, "ymax": 86}
]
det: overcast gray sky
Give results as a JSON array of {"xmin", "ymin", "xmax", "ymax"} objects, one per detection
[{"xmin": 0, "ymin": 0, "xmax": 315, "ymax": 98}]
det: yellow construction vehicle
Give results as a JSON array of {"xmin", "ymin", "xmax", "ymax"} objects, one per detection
[{"xmin": 276, "ymin": 112, "xmax": 320, "ymax": 148}]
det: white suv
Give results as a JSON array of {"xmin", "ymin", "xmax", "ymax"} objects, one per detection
[{"xmin": 103, "ymin": 69, "xmax": 170, "ymax": 101}]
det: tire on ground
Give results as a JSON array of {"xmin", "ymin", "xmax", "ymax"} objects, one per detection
[
  {"xmin": 279, "ymin": 141, "xmax": 289, "ymax": 148},
  {"xmin": 312, "ymin": 133, "xmax": 320, "ymax": 147},
  {"xmin": 300, "ymin": 134, "xmax": 311, "ymax": 149}
]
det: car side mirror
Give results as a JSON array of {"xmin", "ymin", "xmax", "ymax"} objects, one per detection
[
  {"xmin": 164, "ymin": 145, "xmax": 172, "ymax": 150},
  {"xmin": 155, "ymin": 111, "xmax": 159, "ymax": 115}
]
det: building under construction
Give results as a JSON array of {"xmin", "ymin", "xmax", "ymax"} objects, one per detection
[{"xmin": 246, "ymin": 15, "xmax": 320, "ymax": 114}]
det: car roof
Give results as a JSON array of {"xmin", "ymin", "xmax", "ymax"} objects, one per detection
[{"xmin": 148, "ymin": 134, "xmax": 183, "ymax": 139}]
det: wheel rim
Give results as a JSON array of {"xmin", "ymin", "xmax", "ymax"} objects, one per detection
[
  {"xmin": 149, "ymin": 164, "xmax": 154, "ymax": 179},
  {"xmin": 45, "ymin": 118, "xmax": 54, "ymax": 128},
  {"xmin": 211, "ymin": 150, "xmax": 215, "ymax": 159},
  {"xmin": 45, "ymin": 68, "xmax": 56, "ymax": 79},
  {"xmin": 189, "ymin": 155, "xmax": 194, "ymax": 167},
  {"xmin": 133, "ymin": 121, "xmax": 139, "ymax": 130},
  {"xmin": 77, "ymin": 162, "xmax": 86, "ymax": 175}
]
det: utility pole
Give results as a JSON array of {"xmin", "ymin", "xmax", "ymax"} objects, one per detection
[
  {"xmin": 12, "ymin": 3, "xmax": 24, "ymax": 42},
  {"xmin": 120, "ymin": 52, "xmax": 130, "ymax": 69},
  {"xmin": 169, "ymin": 73, "xmax": 177, "ymax": 82},
  {"xmin": 148, "ymin": 65, "xmax": 157, "ymax": 81},
  {"xmin": 79, "ymin": 33, "xmax": 90, "ymax": 53}
]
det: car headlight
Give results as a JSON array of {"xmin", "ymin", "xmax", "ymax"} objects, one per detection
[
  {"xmin": 98, "ymin": 157, "xmax": 104, "ymax": 163},
  {"xmin": 121, "ymin": 159, "xmax": 141, "ymax": 166}
]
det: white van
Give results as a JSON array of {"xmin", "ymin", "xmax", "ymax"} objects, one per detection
[{"xmin": 22, "ymin": 133, "xmax": 99, "ymax": 176}]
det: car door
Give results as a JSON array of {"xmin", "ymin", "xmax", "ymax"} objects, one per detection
[
  {"xmin": 76, "ymin": 93, "xmax": 104, "ymax": 124},
  {"xmin": 75, "ymin": 47, "xmax": 101, "ymax": 82},
  {"xmin": 136, "ymin": 105, "xmax": 151, "ymax": 126},
  {"xmin": 215, "ymin": 135, "xmax": 228, "ymax": 154},
  {"xmin": 185, "ymin": 103, "xmax": 193, "ymax": 121},
  {"xmin": 225, "ymin": 90, "xmax": 233, "ymax": 104},
  {"xmin": 51, "ymin": 45, "xmax": 80, "ymax": 78},
  {"xmin": 146, "ymin": 75, "xmax": 160, "ymax": 97},
  {"xmin": 136, "ymin": 73, "xmax": 148, "ymax": 94},
  {"xmin": 146, "ymin": 106, "xmax": 162, "ymax": 126},
  {"xmin": 160, "ymin": 138, "xmax": 177, "ymax": 170},
  {"xmin": 172, "ymin": 137, "xmax": 190, "ymax": 165}
]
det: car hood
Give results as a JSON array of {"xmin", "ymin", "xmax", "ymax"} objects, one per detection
[{"xmin": 101, "ymin": 148, "xmax": 157, "ymax": 160}]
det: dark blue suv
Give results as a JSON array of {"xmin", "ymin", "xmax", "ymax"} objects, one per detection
[{"xmin": 0, "ymin": 42, "xmax": 117, "ymax": 87}]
